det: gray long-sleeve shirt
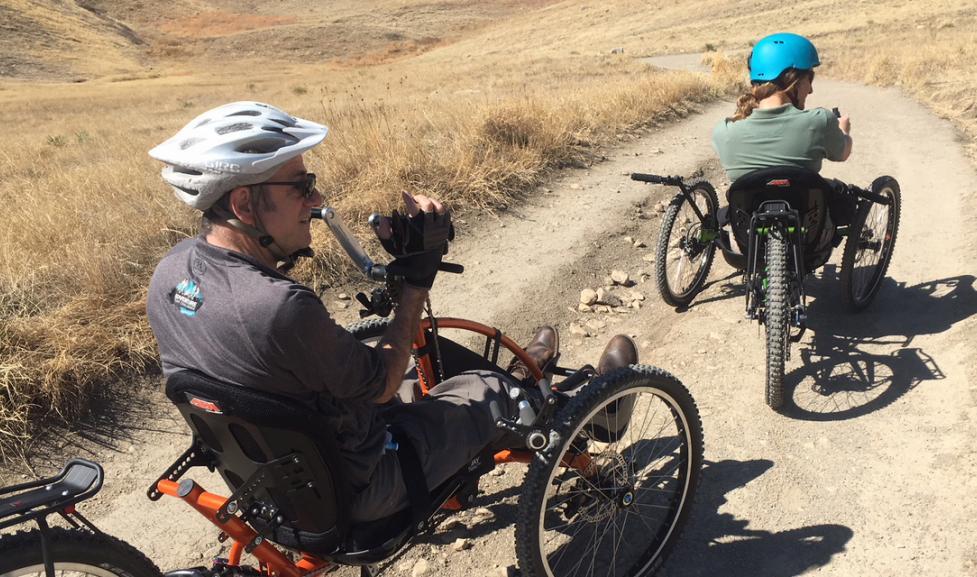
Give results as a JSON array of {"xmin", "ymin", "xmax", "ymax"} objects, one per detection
[{"xmin": 147, "ymin": 237, "xmax": 387, "ymax": 488}]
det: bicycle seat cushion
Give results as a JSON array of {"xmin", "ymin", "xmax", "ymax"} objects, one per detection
[
  {"xmin": 166, "ymin": 369, "xmax": 353, "ymax": 553},
  {"xmin": 726, "ymin": 166, "xmax": 832, "ymax": 266}
]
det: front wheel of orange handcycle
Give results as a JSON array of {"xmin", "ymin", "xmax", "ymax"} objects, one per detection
[
  {"xmin": 348, "ymin": 316, "xmax": 703, "ymax": 577},
  {"xmin": 514, "ymin": 365, "xmax": 703, "ymax": 577}
]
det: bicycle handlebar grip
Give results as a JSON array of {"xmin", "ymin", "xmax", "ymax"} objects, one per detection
[
  {"xmin": 438, "ymin": 262, "xmax": 464, "ymax": 274},
  {"xmin": 630, "ymin": 173, "xmax": 663, "ymax": 184}
]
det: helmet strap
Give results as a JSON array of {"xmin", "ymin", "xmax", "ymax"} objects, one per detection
[
  {"xmin": 225, "ymin": 217, "xmax": 289, "ymax": 262},
  {"xmin": 213, "ymin": 186, "xmax": 309, "ymax": 271}
]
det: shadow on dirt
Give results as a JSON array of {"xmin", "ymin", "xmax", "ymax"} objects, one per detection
[
  {"xmin": 664, "ymin": 459, "xmax": 853, "ymax": 577},
  {"xmin": 675, "ymin": 269, "xmax": 746, "ymax": 311},
  {"xmin": 440, "ymin": 460, "xmax": 852, "ymax": 577},
  {"xmin": 781, "ymin": 271, "xmax": 974, "ymax": 421},
  {"xmin": 9, "ymin": 376, "xmax": 187, "ymax": 478}
]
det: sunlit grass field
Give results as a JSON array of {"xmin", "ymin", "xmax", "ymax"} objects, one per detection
[{"xmin": 1, "ymin": 0, "xmax": 974, "ymax": 459}]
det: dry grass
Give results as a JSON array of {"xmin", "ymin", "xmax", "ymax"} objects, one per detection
[{"xmin": 0, "ymin": 8, "xmax": 740, "ymax": 458}]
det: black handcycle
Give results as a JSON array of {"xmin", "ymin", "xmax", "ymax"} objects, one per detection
[{"xmin": 631, "ymin": 166, "xmax": 900, "ymax": 410}]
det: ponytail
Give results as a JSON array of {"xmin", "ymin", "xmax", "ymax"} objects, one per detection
[{"xmin": 728, "ymin": 65, "xmax": 812, "ymax": 122}]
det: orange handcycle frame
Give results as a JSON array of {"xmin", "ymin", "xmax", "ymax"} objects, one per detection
[{"xmin": 155, "ymin": 316, "xmax": 592, "ymax": 576}]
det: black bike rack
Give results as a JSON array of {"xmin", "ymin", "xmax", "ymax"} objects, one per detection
[{"xmin": 0, "ymin": 459, "xmax": 106, "ymax": 577}]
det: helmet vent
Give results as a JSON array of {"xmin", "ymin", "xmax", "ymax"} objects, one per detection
[
  {"xmin": 180, "ymin": 137, "xmax": 202, "ymax": 150},
  {"xmin": 195, "ymin": 118, "xmax": 211, "ymax": 128},
  {"xmin": 236, "ymin": 138, "xmax": 286, "ymax": 153},
  {"xmin": 215, "ymin": 122, "xmax": 253, "ymax": 135},
  {"xmin": 270, "ymin": 118, "xmax": 291, "ymax": 127},
  {"xmin": 228, "ymin": 110, "xmax": 262, "ymax": 117}
]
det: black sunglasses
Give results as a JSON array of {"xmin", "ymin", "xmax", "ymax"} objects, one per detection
[{"xmin": 260, "ymin": 173, "xmax": 317, "ymax": 199}]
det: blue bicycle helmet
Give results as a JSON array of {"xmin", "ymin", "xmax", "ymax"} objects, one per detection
[{"xmin": 749, "ymin": 33, "xmax": 820, "ymax": 83}]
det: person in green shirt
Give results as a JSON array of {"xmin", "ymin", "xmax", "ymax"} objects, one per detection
[{"xmin": 713, "ymin": 33, "xmax": 857, "ymax": 254}]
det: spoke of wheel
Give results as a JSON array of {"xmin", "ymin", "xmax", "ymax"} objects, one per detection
[
  {"xmin": 625, "ymin": 406, "xmax": 646, "ymax": 481},
  {"xmin": 628, "ymin": 394, "xmax": 661, "ymax": 479},
  {"xmin": 629, "ymin": 500, "xmax": 675, "ymax": 512},
  {"xmin": 630, "ymin": 412, "xmax": 674, "ymax": 478},
  {"xmin": 567, "ymin": 514, "xmax": 607, "ymax": 577},
  {"xmin": 625, "ymin": 395, "xmax": 642, "ymax": 479},
  {"xmin": 562, "ymin": 443, "xmax": 615, "ymax": 500},
  {"xmin": 547, "ymin": 507, "xmax": 599, "ymax": 569},
  {"xmin": 559, "ymin": 522, "xmax": 595, "ymax": 577},
  {"xmin": 632, "ymin": 443, "xmax": 682, "ymax": 483},
  {"xmin": 611, "ymin": 511, "xmax": 627, "ymax": 577},
  {"xmin": 624, "ymin": 506, "xmax": 660, "ymax": 534},
  {"xmin": 673, "ymin": 251, "xmax": 686, "ymax": 292},
  {"xmin": 546, "ymin": 513, "xmax": 596, "ymax": 538},
  {"xmin": 587, "ymin": 514, "xmax": 617, "ymax": 577}
]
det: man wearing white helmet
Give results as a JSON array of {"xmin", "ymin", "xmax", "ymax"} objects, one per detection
[{"xmin": 145, "ymin": 102, "xmax": 590, "ymax": 522}]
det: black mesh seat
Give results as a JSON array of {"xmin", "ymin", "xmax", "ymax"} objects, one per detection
[
  {"xmin": 163, "ymin": 365, "xmax": 497, "ymax": 562},
  {"xmin": 166, "ymin": 370, "xmax": 354, "ymax": 554},
  {"xmin": 726, "ymin": 166, "xmax": 832, "ymax": 271}
]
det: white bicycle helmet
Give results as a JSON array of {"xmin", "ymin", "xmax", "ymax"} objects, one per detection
[{"xmin": 149, "ymin": 101, "xmax": 328, "ymax": 210}]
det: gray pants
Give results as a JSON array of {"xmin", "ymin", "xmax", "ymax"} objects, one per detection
[{"xmin": 349, "ymin": 369, "xmax": 517, "ymax": 522}]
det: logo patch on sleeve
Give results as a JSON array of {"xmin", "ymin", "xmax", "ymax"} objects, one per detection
[{"xmin": 172, "ymin": 279, "xmax": 204, "ymax": 317}]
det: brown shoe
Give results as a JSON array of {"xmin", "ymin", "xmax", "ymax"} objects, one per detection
[
  {"xmin": 597, "ymin": 335, "xmax": 638, "ymax": 375},
  {"xmin": 508, "ymin": 326, "xmax": 559, "ymax": 382}
]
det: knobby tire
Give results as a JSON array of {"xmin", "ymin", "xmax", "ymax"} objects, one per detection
[
  {"xmin": 764, "ymin": 233, "xmax": 789, "ymax": 410},
  {"xmin": 0, "ymin": 528, "xmax": 162, "ymax": 577},
  {"xmin": 514, "ymin": 365, "xmax": 703, "ymax": 577},
  {"xmin": 654, "ymin": 181, "xmax": 719, "ymax": 307},
  {"xmin": 840, "ymin": 176, "xmax": 901, "ymax": 311}
]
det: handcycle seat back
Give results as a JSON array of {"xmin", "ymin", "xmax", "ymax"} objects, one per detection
[
  {"xmin": 166, "ymin": 369, "xmax": 350, "ymax": 553},
  {"xmin": 726, "ymin": 166, "xmax": 832, "ymax": 263}
]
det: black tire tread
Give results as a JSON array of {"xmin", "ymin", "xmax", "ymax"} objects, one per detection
[
  {"xmin": 514, "ymin": 365, "xmax": 704, "ymax": 577},
  {"xmin": 764, "ymin": 234, "xmax": 788, "ymax": 410},
  {"xmin": 0, "ymin": 528, "xmax": 162, "ymax": 577},
  {"xmin": 654, "ymin": 181, "xmax": 719, "ymax": 307},
  {"xmin": 346, "ymin": 317, "xmax": 392, "ymax": 339}
]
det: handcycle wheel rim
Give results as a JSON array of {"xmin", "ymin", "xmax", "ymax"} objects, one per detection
[
  {"xmin": 2, "ymin": 563, "xmax": 126, "ymax": 577},
  {"xmin": 534, "ymin": 386, "xmax": 694, "ymax": 577},
  {"xmin": 848, "ymin": 192, "xmax": 896, "ymax": 304}
]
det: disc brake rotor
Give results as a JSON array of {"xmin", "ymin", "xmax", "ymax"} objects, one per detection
[{"xmin": 562, "ymin": 451, "xmax": 630, "ymax": 523}]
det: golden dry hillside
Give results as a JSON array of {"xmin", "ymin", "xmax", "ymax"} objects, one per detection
[
  {"xmin": 1, "ymin": 0, "xmax": 974, "ymax": 459},
  {"xmin": 0, "ymin": 0, "xmax": 555, "ymax": 81}
]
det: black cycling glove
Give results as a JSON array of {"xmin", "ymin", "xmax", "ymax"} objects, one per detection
[{"xmin": 380, "ymin": 209, "xmax": 454, "ymax": 289}]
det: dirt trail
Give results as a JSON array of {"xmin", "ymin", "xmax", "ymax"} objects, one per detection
[{"xmin": 6, "ymin": 61, "xmax": 977, "ymax": 577}]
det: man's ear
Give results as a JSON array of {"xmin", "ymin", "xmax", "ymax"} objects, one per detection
[{"xmin": 227, "ymin": 186, "xmax": 254, "ymax": 224}]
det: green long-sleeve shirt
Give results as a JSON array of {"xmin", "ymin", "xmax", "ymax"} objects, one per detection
[{"xmin": 713, "ymin": 104, "xmax": 848, "ymax": 182}]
